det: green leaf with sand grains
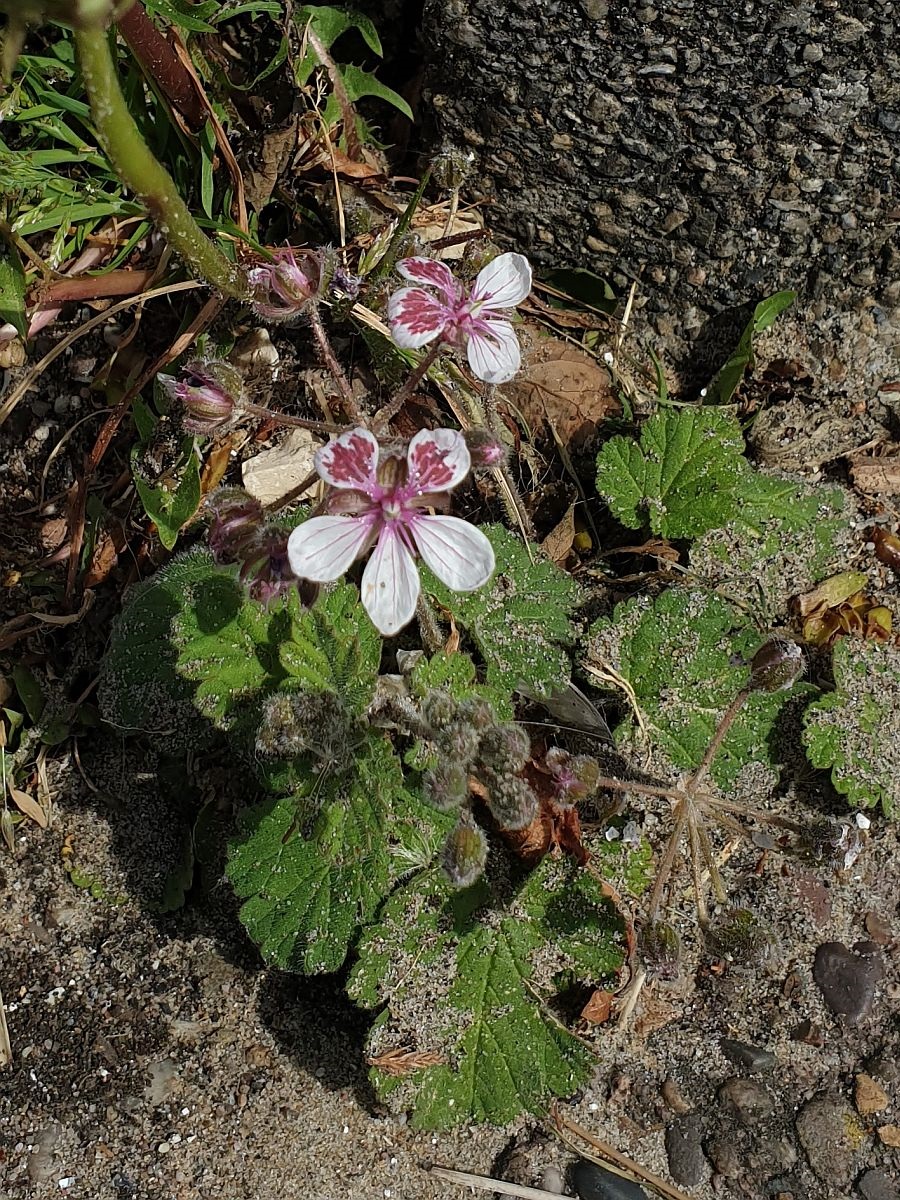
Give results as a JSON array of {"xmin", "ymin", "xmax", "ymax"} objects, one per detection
[
  {"xmin": 586, "ymin": 588, "xmax": 811, "ymax": 788},
  {"xmin": 349, "ymin": 858, "xmax": 624, "ymax": 1128},
  {"xmin": 421, "ymin": 525, "xmax": 580, "ymax": 697},
  {"xmin": 803, "ymin": 637, "xmax": 900, "ymax": 818},
  {"xmin": 596, "ymin": 407, "xmax": 747, "ymax": 539},
  {"xmin": 227, "ymin": 737, "xmax": 451, "ymax": 973}
]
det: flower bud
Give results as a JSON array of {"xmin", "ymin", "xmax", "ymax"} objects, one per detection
[
  {"xmin": 638, "ymin": 921, "xmax": 681, "ymax": 982},
  {"xmin": 207, "ymin": 488, "xmax": 264, "ymax": 565},
  {"xmin": 159, "ymin": 360, "xmax": 242, "ymax": 435},
  {"xmin": 441, "ymin": 819, "xmax": 488, "ymax": 888},
  {"xmin": 486, "ymin": 776, "xmax": 539, "ymax": 831},
  {"xmin": 422, "ymin": 690, "xmax": 458, "ymax": 731},
  {"xmin": 423, "ymin": 760, "xmax": 470, "ymax": 811},
  {"xmin": 456, "ymin": 698, "xmax": 496, "ymax": 732},
  {"xmin": 431, "ymin": 145, "xmax": 475, "ymax": 191},
  {"xmin": 477, "ymin": 722, "xmax": 531, "ymax": 774},
  {"xmin": 749, "ymin": 637, "xmax": 804, "ymax": 692},
  {"xmin": 706, "ymin": 908, "xmax": 775, "ymax": 967},
  {"xmin": 239, "ymin": 526, "xmax": 315, "ymax": 607},
  {"xmin": 440, "ymin": 720, "xmax": 482, "ymax": 766},
  {"xmin": 545, "ymin": 747, "xmax": 600, "ymax": 805},
  {"xmin": 464, "ymin": 428, "xmax": 506, "ymax": 469},
  {"xmin": 248, "ymin": 247, "xmax": 322, "ymax": 320},
  {"xmin": 256, "ymin": 689, "xmax": 355, "ymax": 770}
]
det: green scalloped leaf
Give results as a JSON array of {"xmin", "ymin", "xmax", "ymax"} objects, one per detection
[
  {"xmin": 280, "ymin": 582, "xmax": 382, "ymax": 715},
  {"xmin": 348, "ymin": 858, "xmax": 624, "ymax": 1128},
  {"xmin": 803, "ymin": 638, "xmax": 900, "ymax": 818},
  {"xmin": 586, "ymin": 588, "xmax": 811, "ymax": 788},
  {"xmin": 422, "ymin": 525, "xmax": 580, "ymax": 698},
  {"xmin": 228, "ymin": 737, "xmax": 450, "ymax": 972},
  {"xmin": 596, "ymin": 408, "xmax": 748, "ymax": 539},
  {"xmin": 408, "ymin": 650, "xmax": 512, "ymax": 719}
]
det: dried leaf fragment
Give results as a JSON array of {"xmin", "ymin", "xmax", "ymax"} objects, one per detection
[
  {"xmin": 367, "ymin": 1047, "xmax": 448, "ymax": 1076},
  {"xmin": 793, "ymin": 571, "xmax": 892, "ymax": 646},
  {"xmin": 8, "ymin": 786, "xmax": 49, "ymax": 828}
]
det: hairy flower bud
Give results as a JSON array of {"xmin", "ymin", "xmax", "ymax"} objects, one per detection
[
  {"xmin": 456, "ymin": 698, "xmax": 496, "ymax": 731},
  {"xmin": 749, "ymin": 637, "xmax": 804, "ymax": 692},
  {"xmin": 464, "ymin": 428, "xmax": 506, "ymax": 469},
  {"xmin": 207, "ymin": 488, "xmax": 264, "ymax": 564},
  {"xmin": 478, "ymin": 722, "xmax": 531, "ymax": 774},
  {"xmin": 431, "ymin": 145, "xmax": 475, "ymax": 191},
  {"xmin": 706, "ymin": 908, "xmax": 776, "ymax": 967},
  {"xmin": 440, "ymin": 720, "xmax": 482, "ymax": 766},
  {"xmin": 423, "ymin": 760, "xmax": 470, "ymax": 811},
  {"xmin": 441, "ymin": 819, "xmax": 488, "ymax": 888},
  {"xmin": 256, "ymin": 690, "xmax": 356, "ymax": 770},
  {"xmin": 240, "ymin": 525, "xmax": 317, "ymax": 607},
  {"xmin": 638, "ymin": 921, "xmax": 681, "ymax": 982},
  {"xmin": 248, "ymin": 247, "xmax": 322, "ymax": 320},
  {"xmin": 546, "ymin": 747, "xmax": 600, "ymax": 805},
  {"xmin": 159, "ymin": 360, "xmax": 243, "ymax": 435},
  {"xmin": 486, "ymin": 776, "xmax": 539, "ymax": 831},
  {"xmin": 422, "ymin": 691, "xmax": 458, "ymax": 731}
]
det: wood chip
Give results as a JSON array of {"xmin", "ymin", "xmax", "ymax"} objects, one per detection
[
  {"xmin": 0, "ymin": 985, "xmax": 11, "ymax": 1067},
  {"xmin": 366, "ymin": 1048, "xmax": 447, "ymax": 1076}
]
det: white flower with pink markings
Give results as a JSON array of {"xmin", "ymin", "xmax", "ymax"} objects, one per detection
[
  {"xmin": 387, "ymin": 252, "xmax": 532, "ymax": 385},
  {"xmin": 286, "ymin": 427, "xmax": 495, "ymax": 636}
]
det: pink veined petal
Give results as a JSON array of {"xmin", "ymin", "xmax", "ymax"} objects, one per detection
[
  {"xmin": 286, "ymin": 514, "xmax": 375, "ymax": 582},
  {"xmin": 406, "ymin": 427, "xmax": 471, "ymax": 495},
  {"xmin": 316, "ymin": 428, "xmax": 380, "ymax": 492},
  {"xmin": 411, "ymin": 515, "xmax": 495, "ymax": 592},
  {"xmin": 470, "ymin": 252, "xmax": 532, "ymax": 310},
  {"xmin": 387, "ymin": 288, "xmax": 450, "ymax": 349},
  {"xmin": 397, "ymin": 257, "xmax": 458, "ymax": 302},
  {"xmin": 361, "ymin": 527, "xmax": 421, "ymax": 636},
  {"xmin": 466, "ymin": 318, "xmax": 522, "ymax": 384}
]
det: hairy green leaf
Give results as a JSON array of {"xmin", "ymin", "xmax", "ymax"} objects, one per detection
[
  {"xmin": 408, "ymin": 650, "xmax": 512, "ymax": 720},
  {"xmin": 349, "ymin": 858, "xmax": 624, "ymax": 1128},
  {"xmin": 228, "ymin": 738, "xmax": 449, "ymax": 972},
  {"xmin": 803, "ymin": 638, "xmax": 900, "ymax": 818},
  {"xmin": 587, "ymin": 588, "xmax": 809, "ymax": 787},
  {"xmin": 134, "ymin": 450, "xmax": 202, "ymax": 551},
  {"xmin": 422, "ymin": 525, "xmax": 579, "ymax": 697},
  {"xmin": 596, "ymin": 408, "xmax": 748, "ymax": 539}
]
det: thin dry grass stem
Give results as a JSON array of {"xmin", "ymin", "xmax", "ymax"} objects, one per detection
[
  {"xmin": 426, "ymin": 1166, "xmax": 573, "ymax": 1200},
  {"xmin": 615, "ymin": 965, "xmax": 648, "ymax": 1029},
  {"xmin": 552, "ymin": 1108, "xmax": 694, "ymax": 1200},
  {"xmin": 582, "ymin": 659, "xmax": 648, "ymax": 739},
  {"xmin": 686, "ymin": 806, "xmax": 709, "ymax": 928},
  {"xmin": 647, "ymin": 801, "xmax": 689, "ymax": 922}
]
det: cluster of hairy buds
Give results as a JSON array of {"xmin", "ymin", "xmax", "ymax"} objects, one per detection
[
  {"xmin": 638, "ymin": 920, "xmax": 681, "ymax": 982},
  {"xmin": 207, "ymin": 488, "xmax": 318, "ymax": 607},
  {"xmin": 256, "ymin": 690, "xmax": 360, "ymax": 774},
  {"xmin": 158, "ymin": 359, "xmax": 243, "ymax": 436},
  {"xmin": 748, "ymin": 637, "xmax": 804, "ymax": 692},
  {"xmin": 706, "ymin": 907, "xmax": 776, "ymax": 968},
  {"xmin": 416, "ymin": 690, "xmax": 538, "ymax": 888},
  {"xmin": 545, "ymin": 747, "xmax": 600, "ymax": 808}
]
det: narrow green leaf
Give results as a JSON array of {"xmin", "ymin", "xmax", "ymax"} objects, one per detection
[
  {"xmin": 708, "ymin": 290, "xmax": 796, "ymax": 404},
  {"xmin": 0, "ymin": 242, "xmax": 27, "ymax": 338}
]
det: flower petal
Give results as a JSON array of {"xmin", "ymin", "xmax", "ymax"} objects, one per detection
[
  {"xmin": 471, "ymin": 252, "xmax": 532, "ymax": 310},
  {"xmin": 466, "ymin": 319, "xmax": 521, "ymax": 384},
  {"xmin": 411, "ymin": 515, "xmax": 495, "ymax": 592},
  {"xmin": 316, "ymin": 428, "xmax": 379, "ymax": 492},
  {"xmin": 361, "ymin": 528, "xmax": 421, "ymax": 636},
  {"xmin": 406, "ymin": 427, "xmax": 471, "ymax": 494},
  {"xmin": 287, "ymin": 515, "xmax": 375, "ymax": 582},
  {"xmin": 397, "ymin": 257, "xmax": 458, "ymax": 302},
  {"xmin": 388, "ymin": 287, "xmax": 449, "ymax": 349}
]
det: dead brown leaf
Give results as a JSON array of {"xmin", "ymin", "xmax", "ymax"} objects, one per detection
[
  {"xmin": 581, "ymin": 988, "xmax": 613, "ymax": 1024},
  {"xmin": 201, "ymin": 437, "xmax": 238, "ymax": 497},
  {"xmin": 8, "ymin": 786, "xmax": 49, "ymax": 828},
  {"xmin": 850, "ymin": 443, "xmax": 900, "ymax": 494},
  {"xmin": 541, "ymin": 502, "xmax": 576, "ymax": 565},
  {"xmin": 505, "ymin": 332, "xmax": 619, "ymax": 450}
]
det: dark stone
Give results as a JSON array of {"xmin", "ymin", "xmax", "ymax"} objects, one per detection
[
  {"xmin": 719, "ymin": 1038, "xmax": 776, "ymax": 1073},
  {"xmin": 859, "ymin": 1168, "xmax": 900, "ymax": 1200},
  {"xmin": 707, "ymin": 1138, "xmax": 741, "ymax": 1179},
  {"xmin": 718, "ymin": 1077, "xmax": 774, "ymax": 1125},
  {"xmin": 813, "ymin": 941, "xmax": 884, "ymax": 1024},
  {"xmin": 795, "ymin": 1093, "xmax": 862, "ymax": 1186},
  {"xmin": 664, "ymin": 1114, "xmax": 708, "ymax": 1186},
  {"xmin": 571, "ymin": 1159, "xmax": 648, "ymax": 1200}
]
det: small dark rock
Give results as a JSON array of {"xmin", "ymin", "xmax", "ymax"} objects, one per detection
[
  {"xmin": 795, "ymin": 1093, "xmax": 862, "ymax": 1185},
  {"xmin": 719, "ymin": 1038, "xmax": 776, "ymax": 1073},
  {"xmin": 813, "ymin": 941, "xmax": 884, "ymax": 1024},
  {"xmin": 664, "ymin": 1114, "xmax": 709, "ymax": 1186},
  {"xmin": 859, "ymin": 1168, "xmax": 900, "ymax": 1200},
  {"xmin": 707, "ymin": 1138, "xmax": 741, "ymax": 1178},
  {"xmin": 717, "ymin": 1077, "xmax": 774, "ymax": 1125},
  {"xmin": 571, "ymin": 1159, "xmax": 648, "ymax": 1200}
]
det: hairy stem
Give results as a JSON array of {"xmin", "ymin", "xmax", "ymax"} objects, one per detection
[
  {"xmin": 74, "ymin": 25, "xmax": 249, "ymax": 299},
  {"xmin": 373, "ymin": 341, "xmax": 443, "ymax": 430},
  {"xmin": 243, "ymin": 401, "xmax": 345, "ymax": 434},
  {"xmin": 306, "ymin": 305, "xmax": 360, "ymax": 422}
]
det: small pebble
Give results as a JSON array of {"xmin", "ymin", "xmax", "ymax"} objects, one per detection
[
  {"xmin": 719, "ymin": 1038, "xmax": 776, "ymax": 1073},
  {"xmin": 855, "ymin": 1073, "xmax": 889, "ymax": 1114},
  {"xmin": 571, "ymin": 1159, "xmax": 648, "ymax": 1200},
  {"xmin": 664, "ymin": 1114, "xmax": 708, "ymax": 1186},
  {"xmin": 795, "ymin": 1093, "xmax": 862, "ymax": 1185},
  {"xmin": 717, "ymin": 1077, "xmax": 774, "ymax": 1125},
  {"xmin": 813, "ymin": 941, "xmax": 884, "ymax": 1024},
  {"xmin": 859, "ymin": 1168, "xmax": 900, "ymax": 1200},
  {"xmin": 542, "ymin": 1165, "xmax": 565, "ymax": 1194}
]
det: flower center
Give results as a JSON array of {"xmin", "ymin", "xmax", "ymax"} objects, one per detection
[{"xmin": 381, "ymin": 495, "xmax": 405, "ymax": 522}]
